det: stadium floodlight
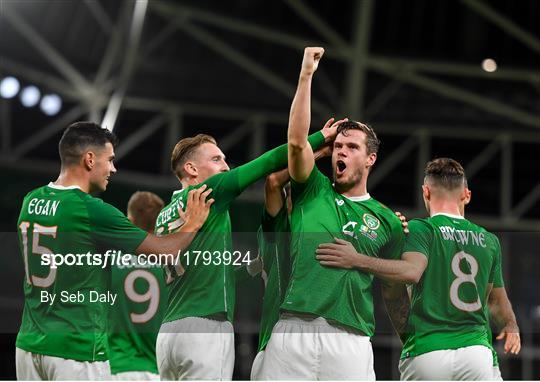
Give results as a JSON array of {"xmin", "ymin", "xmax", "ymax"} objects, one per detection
[
  {"xmin": 20, "ymin": 85, "xmax": 41, "ymax": 107},
  {"xmin": 40, "ymin": 93, "xmax": 62, "ymax": 116},
  {"xmin": 0, "ymin": 76, "xmax": 20, "ymax": 99},
  {"xmin": 481, "ymin": 58, "xmax": 497, "ymax": 73}
]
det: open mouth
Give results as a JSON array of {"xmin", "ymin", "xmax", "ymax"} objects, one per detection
[{"xmin": 336, "ymin": 160, "xmax": 347, "ymax": 174}]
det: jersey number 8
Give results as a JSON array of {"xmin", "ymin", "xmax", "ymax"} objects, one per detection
[{"xmin": 450, "ymin": 251, "xmax": 482, "ymax": 312}]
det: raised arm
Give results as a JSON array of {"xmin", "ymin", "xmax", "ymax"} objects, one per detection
[
  {"xmin": 204, "ymin": 130, "xmax": 327, "ymax": 212},
  {"xmin": 288, "ymin": 47, "xmax": 324, "ymax": 183},
  {"xmin": 135, "ymin": 186, "xmax": 213, "ymax": 264},
  {"xmin": 489, "ymin": 287, "xmax": 521, "ymax": 355}
]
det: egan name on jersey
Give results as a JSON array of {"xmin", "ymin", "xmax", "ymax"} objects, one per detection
[{"xmin": 27, "ymin": 198, "xmax": 60, "ymax": 217}]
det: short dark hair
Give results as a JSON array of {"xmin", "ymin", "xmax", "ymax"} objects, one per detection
[
  {"xmin": 170, "ymin": 134, "xmax": 217, "ymax": 179},
  {"xmin": 127, "ymin": 191, "xmax": 164, "ymax": 232},
  {"xmin": 59, "ymin": 121, "xmax": 118, "ymax": 166},
  {"xmin": 425, "ymin": 158, "xmax": 468, "ymax": 190},
  {"xmin": 337, "ymin": 121, "xmax": 380, "ymax": 154}
]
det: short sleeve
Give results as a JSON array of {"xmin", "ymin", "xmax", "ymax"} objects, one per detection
[
  {"xmin": 490, "ymin": 235, "xmax": 504, "ymax": 287},
  {"xmin": 379, "ymin": 215, "xmax": 406, "ymax": 261},
  {"xmin": 402, "ymin": 219, "xmax": 432, "ymax": 259},
  {"xmin": 88, "ymin": 199, "xmax": 148, "ymax": 254},
  {"xmin": 290, "ymin": 166, "xmax": 328, "ymax": 204}
]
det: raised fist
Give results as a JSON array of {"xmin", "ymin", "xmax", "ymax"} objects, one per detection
[{"xmin": 301, "ymin": 47, "xmax": 324, "ymax": 76}]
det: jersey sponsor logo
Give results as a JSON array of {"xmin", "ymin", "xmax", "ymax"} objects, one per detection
[
  {"xmin": 342, "ymin": 220, "xmax": 378, "ymax": 241},
  {"xmin": 335, "ymin": 198, "xmax": 345, "ymax": 206},
  {"xmin": 27, "ymin": 198, "xmax": 60, "ymax": 217},
  {"xmin": 362, "ymin": 213, "xmax": 380, "ymax": 230}
]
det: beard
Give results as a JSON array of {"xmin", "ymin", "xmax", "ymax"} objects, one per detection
[{"xmin": 333, "ymin": 168, "xmax": 363, "ymax": 193}]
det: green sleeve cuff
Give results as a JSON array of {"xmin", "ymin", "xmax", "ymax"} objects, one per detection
[{"xmin": 307, "ymin": 131, "xmax": 325, "ymax": 151}]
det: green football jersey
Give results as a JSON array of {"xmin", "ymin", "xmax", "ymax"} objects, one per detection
[
  {"xmin": 108, "ymin": 256, "xmax": 167, "ymax": 374},
  {"xmin": 155, "ymin": 132, "xmax": 325, "ymax": 324},
  {"xmin": 401, "ymin": 213, "xmax": 503, "ymax": 359},
  {"xmin": 257, "ymin": 208, "xmax": 290, "ymax": 352},
  {"xmin": 16, "ymin": 183, "xmax": 147, "ymax": 362},
  {"xmin": 282, "ymin": 167, "xmax": 405, "ymax": 335}
]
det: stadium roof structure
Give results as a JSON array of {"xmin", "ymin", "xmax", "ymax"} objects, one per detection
[{"xmin": 1, "ymin": 0, "xmax": 540, "ymax": 229}]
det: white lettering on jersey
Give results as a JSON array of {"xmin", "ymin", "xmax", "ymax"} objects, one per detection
[
  {"xmin": 156, "ymin": 198, "xmax": 184, "ymax": 227},
  {"xmin": 438, "ymin": 226, "xmax": 486, "ymax": 248},
  {"xmin": 28, "ymin": 198, "xmax": 60, "ymax": 217}
]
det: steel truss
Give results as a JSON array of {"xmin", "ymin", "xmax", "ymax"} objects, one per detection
[{"xmin": 1, "ymin": 0, "xmax": 540, "ymax": 232}]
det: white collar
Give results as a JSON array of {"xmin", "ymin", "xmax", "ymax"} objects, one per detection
[
  {"xmin": 47, "ymin": 182, "xmax": 81, "ymax": 190},
  {"xmin": 431, "ymin": 212, "xmax": 465, "ymax": 220},
  {"xmin": 343, "ymin": 193, "xmax": 371, "ymax": 202}
]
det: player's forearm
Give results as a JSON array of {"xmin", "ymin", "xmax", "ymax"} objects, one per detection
[
  {"xmin": 355, "ymin": 256, "xmax": 422, "ymax": 284},
  {"xmin": 288, "ymin": 73, "xmax": 313, "ymax": 149},
  {"xmin": 489, "ymin": 288, "xmax": 519, "ymax": 331},
  {"xmin": 381, "ymin": 283, "xmax": 410, "ymax": 343},
  {"xmin": 138, "ymin": 222, "xmax": 200, "ymax": 265},
  {"xmin": 265, "ymin": 181, "xmax": 285, "ymax": 217},
  {"xmin": 264, "ymin": 169, "xmax": 289, "ymax": 217},
  {"xmin": 236, "ymin": 131, "xmax": 324, "ymax": 189}
]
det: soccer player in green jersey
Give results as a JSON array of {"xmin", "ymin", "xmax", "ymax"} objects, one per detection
[
  {"xmin": 108, "ymin": 191, "xmax": 169, "ymax": 380},
  {"xmin": 155, "ymin": 124, "xmax": 335, "ymax": 379},
  {"xmin": 250, "ymin": 169, "xmax": 292, "ymax": 381},
  {"xmin": 251, "ymin": 143, "xmax": 334, "ymax": 380},
  {"xmin": 15, "ymin": 122, "xmax": 212, "ymax": 380},
  {"xmin": 317, "ymin": 158, "xmax": 521, "ymax": 380},
  {"xmin": 258, "ymin": 47, "xmax": 408, "ymax": 380}
]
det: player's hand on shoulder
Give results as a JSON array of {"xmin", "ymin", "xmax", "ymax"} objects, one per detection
[
  {"xmin": 179, "ymin": 185, "xmax": 214, "ymax": 231},
  {"xmin": 319, "ymin": 117, "xmax": 348, "ymax": 144},
  {"xmin": 301, "ymin": 47, "xmax": 325, "ymax": 76},
  {"xmin": 394, "ymin": 211, "xmax": 409, "ymax": 234}
]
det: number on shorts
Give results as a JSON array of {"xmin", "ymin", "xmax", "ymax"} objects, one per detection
[{"xmin": 449, "ymin": 251, "xmax": 481, "ymax": 312}]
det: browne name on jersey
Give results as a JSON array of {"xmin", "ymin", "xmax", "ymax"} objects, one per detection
[{"xmin": 438, "ymin": 226, "xmax": 487, "ymax": 248}]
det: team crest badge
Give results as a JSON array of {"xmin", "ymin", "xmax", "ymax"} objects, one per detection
[{"xmin": 362, "ymin": 213, "xmax": 380, "ymax": 230}]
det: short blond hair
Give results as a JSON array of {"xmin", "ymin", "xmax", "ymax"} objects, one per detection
[
  {"xmin": 127, "ymin": 191, "xmax": 164, "ymax": 232},
  {"xmin": 170, "ymin": 134, "xmax": 217, "ymax": 179}
]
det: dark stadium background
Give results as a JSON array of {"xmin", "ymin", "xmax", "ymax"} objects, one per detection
[{"xmin": 1, "ymin": 0, "xmax": 540, "ymax": 379}]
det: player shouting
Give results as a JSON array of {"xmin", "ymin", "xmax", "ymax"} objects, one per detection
[{"xmin": 258, "ymin": 47, "xmax": 408, "ymax": 380}]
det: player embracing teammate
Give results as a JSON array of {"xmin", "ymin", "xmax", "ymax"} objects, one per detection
[
  {"xmin": 13, "ymin": 48, "xmax": 521, "ymax": 381},
  {"xmin": 257, "ymin": 47, "xmax": 408, "ymax": 379},
  {"xmin": 256, "ymin": 47, "xmax": 520, "ymax": 381}
]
